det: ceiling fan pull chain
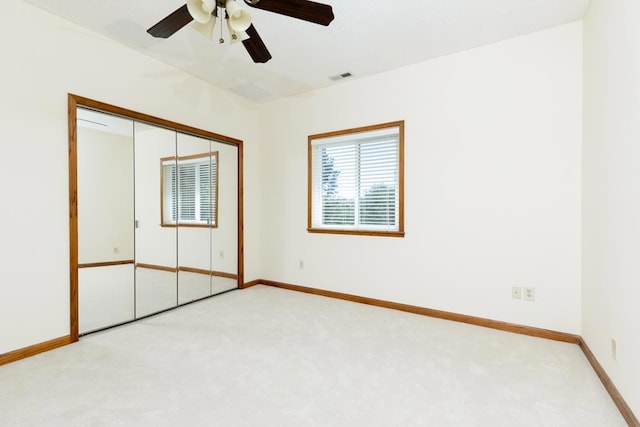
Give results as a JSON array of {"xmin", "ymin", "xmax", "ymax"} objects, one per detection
[{"xmin": 219, "ymin": 8, "xmax": 225, "ymax": 43}]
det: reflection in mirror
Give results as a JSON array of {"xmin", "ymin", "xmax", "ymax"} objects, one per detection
[
  {"xmin": 77, "ymin": 108, "xmax": 135, "ymax": 334},
  {"xmin": 177, "ymin": 133, "xmax": 214, "ymax": 304},
  {"xmin": 163, "ymin": 142, "xmax": 218, "ymax": 227},
  {"xmin": 176, "ymin": 134, "xmax": 238, "ymax": 303},
  {"xmin": 134, "ymin": 122, "xmax": 179, "ymax": 317},
  {"xmin": 69, "ymin": 94, "xmax": 243, "ymax": 340},
  {"xmin": 210, "ymin": 140, "xmax": 238, "ymax": 294}
]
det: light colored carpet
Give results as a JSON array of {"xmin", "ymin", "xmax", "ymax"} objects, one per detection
[{"xmin": 0, "ymin": 285, "xmax": 626, "ymax": 426}]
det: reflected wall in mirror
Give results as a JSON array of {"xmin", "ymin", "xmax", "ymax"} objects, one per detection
[
  {"xmin": 134, "ymin": 123, "xmax": 178, "ymax": 317},
  {"xmin": 76, "ymin": 108, "xmax": 135, "ymax": 334},
  {"xmin": 177, "ymin": 134, "xmax": 213, "ymax": 304},
  {"xmin": 69, "ymin": 94, "xmax": 244, "ymax": 341},
  {"xmin": 176, "ymin": 135, "xmax": 239, "ymax": 305},
  {"xmin": 209, "ymin": 140, "xmax": 238, "ymax": 294}
]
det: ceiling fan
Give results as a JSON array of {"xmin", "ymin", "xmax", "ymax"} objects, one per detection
[{"xmin": 147, "ymin": 0, "xmax": 335, "ymax": 63}]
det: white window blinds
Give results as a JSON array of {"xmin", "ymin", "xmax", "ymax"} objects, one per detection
[
  {"xmin": 162, "ymin": 153, "xmax": 217, "ymax": 226},
  {"xmin": 310, "ymin": 124, "xmax": 401, "ymax": 233}
]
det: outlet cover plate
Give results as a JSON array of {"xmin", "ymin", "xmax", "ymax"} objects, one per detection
[
  {"xmin": 523, "ymin": 287, "xmax": 535, "ymax": 301},
  {"xmin": 512, "ymin": 286, "xmax": 522, "ymax": 299}
]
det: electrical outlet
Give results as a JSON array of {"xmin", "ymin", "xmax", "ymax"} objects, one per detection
[
  {"xmin": 113, "ymin": 247, "xmax": 119, "ymax": 254},
  {"xmin": 512, "ymin": 287, "xmax": 522, "ymax": 299},
  {"xmin": 219, "ymin": 250, "xmax": 224, "ymax": 259},
  {"xmin": 298, "ymin": 260, "xmax": 304, "ymax": 269},
  {"xmin": 611, "ymin": 338, "xmax": 617, "ymax": 362},
  {"xmin": 523, "ymin": 287, "xmax": 535, "ymax": 301}
]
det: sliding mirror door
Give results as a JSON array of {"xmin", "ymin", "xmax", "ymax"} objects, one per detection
[
  {"xmin": 176, "ymin": 133, "xmax": 213, "ymax": 304},
  {"xmin": 70, "ymin": 95, "xmax": 244, "ymax": 339},
  {"xmin": 134, "ymin": 122, "xmax": 178, "ymax": 317},
  {"xmin": 175, "ymin": 134, "xmax": 239, "ymax": 303},
  {"xmin": 77, "ymin": 108, "xmax": 135, "ymax": 334},
  {"xmin": 210, "ymin": 139, "xmax": 238, "ymax": 294}
]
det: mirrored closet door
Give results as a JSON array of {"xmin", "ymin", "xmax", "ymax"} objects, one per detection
[
  {"xmin": 208, "ymin": 139, "xmax": 238, "ymax": 294},
  {"xmin": 175, "ymin": 133, "xmax": 239, "ymax": 305},
  {"xmin": 70, "ymin": 95, "xmax": 243, "ymax": 338},
  {"xmin": 77, "ymin": 109, "xmax": 135, "ymax": 333},
  {"xmin": 134, "ymin": 122, "xmax": 179, "ymax": 318}
]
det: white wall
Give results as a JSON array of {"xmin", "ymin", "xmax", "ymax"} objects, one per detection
[
  {"xmin": 260, "ymin": 22, "xmax": 583, "ymax": 334},
  {"xmin": 0, "ymin": 0, "xmax": 262, "ymax": 355},
  {"xmin": 582, "ymin": 0, "xmax": 640, "ymax": 416}
]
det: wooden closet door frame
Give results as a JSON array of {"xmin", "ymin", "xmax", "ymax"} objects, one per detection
[{"xmin": 68, "ymin": 94, "xmax": 245, "ymax": 341}]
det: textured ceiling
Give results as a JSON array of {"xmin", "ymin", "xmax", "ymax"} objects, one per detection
[{"xmin": 23, "ymin": 0, "xmax": 590, "ymax": 102}]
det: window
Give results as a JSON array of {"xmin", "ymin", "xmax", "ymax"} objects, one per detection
[
  {"xmin": 161, "ymin": 152, "xmax": 218, "ymax": 227},
  {"xmin": 308, "ymin": 121, "xmax": 404, "ymax": 237}
]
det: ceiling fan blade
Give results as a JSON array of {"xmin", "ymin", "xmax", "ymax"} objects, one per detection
[
  {"xmin": 242, "ymin": 24, "xmax": 272, "ymax": 63},
  {"xmin": 147, "ymin": 4, "xmax": 194, "ymax": 38},
  {"xmin": 245, "ymin": 0, "xmax": 334, "ymax": 26}
]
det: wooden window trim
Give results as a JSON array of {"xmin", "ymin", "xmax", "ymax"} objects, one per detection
[
  {"xmin": 160, "ymin": 151, "xmax": 219, "ymax": 228},
  {"xmin": 307, "ymin": 121, "xmax": 405, "ymax": 237}
]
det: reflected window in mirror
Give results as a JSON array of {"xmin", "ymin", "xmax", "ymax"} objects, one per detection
[{"xmin": 161, "ymin": 152, "xmax": 219, "ymax": 227}]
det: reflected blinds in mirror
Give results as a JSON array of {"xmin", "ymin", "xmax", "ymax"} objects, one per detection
[{"xmin": 161, "ymin": 152, "xmax": 218, "ymax": 226}]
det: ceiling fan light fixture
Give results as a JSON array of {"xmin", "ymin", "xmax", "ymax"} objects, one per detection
[
  {"xmin": 226, "ymin": 19, "xmax": 250, "ymax": 44},
  {"xmin": 226, "ymin": 0, "xmax": 252, "ymax": 32},
  {"xmin": 192, "ymin": 15, "xmax": 217, "ymax": 39},
  {"xmin": 147, "ymin": 0, "xmax": 334, "ymax": 63},
  {"xmin": 187, "ymin": 0, "xmax": 216, "ymax": 24}
]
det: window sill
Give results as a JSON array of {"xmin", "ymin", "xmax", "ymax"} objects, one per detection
[
  {"xmin": 307, "ymin": 228, "xmax": 405, "ymax": 238},
  {"xmin": 160, "ymin": 223, "xmax": 218, "ymax": 228}
]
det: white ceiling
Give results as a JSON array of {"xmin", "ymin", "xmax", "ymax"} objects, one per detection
[{"xmin": 23, "ymin": 0, "xmax": 590, "ymax": 102}]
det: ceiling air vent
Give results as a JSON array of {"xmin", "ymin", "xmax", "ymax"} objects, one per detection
[{"xmin": 329, "ymin": 72, "xmax": 352, "ymax": 81}]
